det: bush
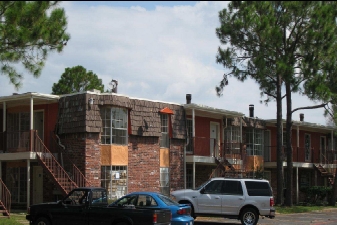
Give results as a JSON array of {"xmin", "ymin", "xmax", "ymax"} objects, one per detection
[{"xmin": 300, "ymin": 186, "xmax": 332, "ymax": 205}]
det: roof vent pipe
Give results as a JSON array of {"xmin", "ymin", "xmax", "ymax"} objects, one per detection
[
  {"xmin": 300, "ymin": 113, "xmax": 304, "ymax": 121},
  {"xmin": 186, "ymin": 94, "xmax": 191, "ymax": 104},
  {"xmin": 249, "ymin": 104, "xmax": 254, "ymax": 117}
]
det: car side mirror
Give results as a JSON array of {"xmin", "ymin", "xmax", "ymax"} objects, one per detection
[{"xmin": 200, "ymin": 188, "xmax": 205, "ymax": 194}]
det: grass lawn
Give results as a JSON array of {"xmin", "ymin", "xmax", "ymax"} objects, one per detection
[
  {"xmin": 0, "ymin": 212, "xmax": 28, "ymax": 225},
  {"xmin": 275, "ymin": 205, "xmax": 337, "ymax": 214}
]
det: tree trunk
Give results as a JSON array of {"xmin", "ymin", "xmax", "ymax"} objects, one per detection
[
  {"xmin": 329, "ymin": 167, "xmax": 337, "ymax": 206},
  {"xmin": 276, "ymin": 74, "xmax": 284, "ymax": 205},
  {"xmin": 285, "ymin": 83, "xmax": 293, "ymax": 207}
]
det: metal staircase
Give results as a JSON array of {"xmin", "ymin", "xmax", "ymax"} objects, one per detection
[
  {"xmin": 33, "ymin": 131, "xmax": 90, "ymax": 196},
  {"xmin": 313, "ymin": 164, "xmax": 334, "ymax": 185},
  {"xmin": 0, "ymin": 178, "xmax": 10, "ymax": 219},
  {"xmin": 214, "ymin": 157, "xmax": 245, "ymax": 178}
]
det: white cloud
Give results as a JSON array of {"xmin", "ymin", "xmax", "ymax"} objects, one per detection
[{"xmin": 0, "ymin": 1, "xmax": 328, "ymax": 125}]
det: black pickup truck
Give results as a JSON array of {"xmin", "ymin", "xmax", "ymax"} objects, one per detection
[{"xmin": 26, "ymin": 187, "xmax": 172, "ymax": 225}]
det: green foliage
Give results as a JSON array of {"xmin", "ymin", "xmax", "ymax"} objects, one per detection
[
  {"xmin": 300, "ymin": 186, "xmax": 332, "ymax": 205},
  {"xmin": 216, "ymin": 1, "xmax": 337, "ymax": 102},
  {"xmin": 216, "ymin": 1, "xmax": 337, "ymax": 206},
  {"xmin": 52, "ymin": 65, "xmax": 104, "ymax": 95},
  {"xmin": 0, "ymin": 1, "xmax": 70, "ymax": 89}
]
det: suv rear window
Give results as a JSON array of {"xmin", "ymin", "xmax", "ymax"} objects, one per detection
[{"xmin": 245, "ymin": 181, "xmax": 272, "ymax": 196}]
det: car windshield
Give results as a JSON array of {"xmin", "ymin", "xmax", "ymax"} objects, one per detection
[
  {"xmin": 157, "ymin": 194, "xmax": 179, "ymax": 206},
  {"xmin": 193, "ymin": 180, "xmax": 210, "ymax": 190}
]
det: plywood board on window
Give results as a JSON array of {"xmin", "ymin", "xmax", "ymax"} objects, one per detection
[
  {"xmin": 100, "ymin": 145, "xmax": 128, "ymax": 165},
  {"xmin": 245, "ymin": 155, "xmax": 264, "ymax": 171},
  {"xmin": 160, "ymin": 148, "xmax": 169, "ymax": 167}
]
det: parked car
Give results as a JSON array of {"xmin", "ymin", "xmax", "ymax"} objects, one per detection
[
  {"xmin": 109, "ymin": 191, "xmax": 194, "ymax": 225},
  {"xmin": 26, "ymin": 187, "xmax": 172, "ymax": 225},
  {"xmin": 171, "ymin": 177, "xmax": 275, "ymax": 225}
]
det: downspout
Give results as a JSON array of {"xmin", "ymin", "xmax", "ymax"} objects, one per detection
[
  {"xmin": 192, "ymin": 108, "xmax": 195, "ymax": 189},
  {"xmin": 296, "ymin": 125, "xmax": 299, "ymax": 204},
  {"xmin": 55, "ymin": 134, "xmax": 65, "ymax": 167},
  {"xmin": 28, "ymin": 96, "xmax": 33, "ymax": 210}
]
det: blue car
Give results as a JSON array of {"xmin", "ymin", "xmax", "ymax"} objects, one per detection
[{"xmin": 109, "ymin": 192, "xmax": 194, "ymax": 225}]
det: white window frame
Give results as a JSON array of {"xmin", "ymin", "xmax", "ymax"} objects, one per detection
[
  {"xmin": 100, "ymin": 107, "xmax": 128, "ymax": 145},
  {"xmin": 160, "ymin": 114, "xmax": 169, "ymax": 148},
  {"xmin": 305, "ymin": 133, "xmax": 311, "ymax": 162}
]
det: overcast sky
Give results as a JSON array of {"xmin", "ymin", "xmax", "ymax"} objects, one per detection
[{"xmin": 0, "ymin": 1, "xmax": 330, "ymax": 125}]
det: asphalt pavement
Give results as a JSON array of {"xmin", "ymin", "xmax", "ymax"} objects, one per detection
[{"xmin": 194, "ymin": 208, "xmax": 337, "ymax": 225}]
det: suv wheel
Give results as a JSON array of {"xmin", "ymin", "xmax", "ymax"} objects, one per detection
[{"xmin": 240, "ymin": 208, "xmax": 258, "ymax": 225}]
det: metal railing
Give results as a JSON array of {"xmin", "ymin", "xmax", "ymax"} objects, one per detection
[
  {"xmin": 0, "ymin": 178, "xmax": 10, "ymax": 218},
  {"xmin": 49, "ymin": 132, "xmax": 92, "ymax": 187},
  {"xmin": 33, "ymin": 131, "xmax": 78, "ymax": 195}
]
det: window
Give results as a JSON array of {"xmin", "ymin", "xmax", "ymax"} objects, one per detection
[
  {"xmin": 300, "ymin": 173, "xmax": 310, "ymax": 188},
  {"xmin": 224, "ymin": 126, "xmax": 241, "ymax": 154},
  {"xmin": 264, "ymin": 130, "xmax": 271, "ymax": 162},
  {"xmin": 186, "ymin": 119, "xmax": 193, "ymax": 152},
  {"xmin": 160, "ymin": 167, "xmax": 169, "ymax": 196},
  {"xmin": 246, "ymin": 128, "xmax": 263, "ymax": 156},
  {"xmin": 222, "ymin": 180, "xmax": 243, "ymax": 196},
  {"xmin": 204, "ymin": 180, "xmax": 223, "ymax": 194},
  {"xmin": 186, "ymin": 165, "xmax": 193, "ymax": 189},
  {"xmin": 245, "ymin": 181, "xmax": 272, "ymax": 196},
  {"xmin": 137, "ymin": 195, "xmax": 158, "ymax": 206},
  {"xmin": 160, "ymin": 114, "xmax": 169, "ymax": 148},
  {"xmin": 101, "ymin": 166, "xmax": 127, "ymax": 199},
  {"xmin": 100, "ymin": 107, "xmax": 128, "ymax": 145},
  {"xmin": 114, "ymin": 194, "xmax": 137, "ymax": 206},
  {"xmin": 305, "ymin": 134, "xmax": 311, "ymax": 161},
  {"xmin": 6, "ymin": 167, "xmax": 27, "ymax": 203},
  {"xmin": 91, "ymin": 190, "xmax": 108, "ymax": 205},
  {"xmin": 7, "ymin": 112, "xmax": 30, "ymax": 149}
]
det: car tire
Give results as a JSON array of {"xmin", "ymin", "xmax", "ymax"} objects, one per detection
[
  {"xmin": 179, "ymin": 200, "xmax": 196, "ymax": 219},
  {"xmin": 34, "ymin": 217, "xmax": 51, "ymax": 225},
  {"xmin": 240, "ymin": 208, "xmax": 258, "ymax": 225}
]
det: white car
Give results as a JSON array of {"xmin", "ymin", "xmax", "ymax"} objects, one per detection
[{"xmin": 171, "ymin": 177, "xmax": 275, "ymax": 225}]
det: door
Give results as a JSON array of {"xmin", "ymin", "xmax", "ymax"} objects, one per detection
[
  {"xmin": 221, "ymin": 180, "xmax": 245, "ymax": 215},
  {"xmin": 210, "ymin": 123, "xmax": 219, "ymax": 157},
  {"xmin": 34, "ymin": 111, "xmax": 44, "ymax": 140},
  {"xmin": 197, "ymin": 180, "xmax": 223, "ymax": 214},
  {"xmin": 33, "ymin": 166, "xmax": 43, "ymax": 204}
]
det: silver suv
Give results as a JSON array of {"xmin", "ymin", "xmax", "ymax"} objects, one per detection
[{"xmin": 171, "ymin": 178, "xmax": 275, "ymax": 225}]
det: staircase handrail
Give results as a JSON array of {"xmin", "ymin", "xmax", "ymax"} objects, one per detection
[
  {"xmin": 51, "ymin": 133, "xmax": 92, "ymax": 187},
  {"xmin": 0, "ymin": 178, "xmax": 10, "ymax": 217},
  {"xmin": 33, "ymin": 131, "xmax": 78, "ymax": 194}
]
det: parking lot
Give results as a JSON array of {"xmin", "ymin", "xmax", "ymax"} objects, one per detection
[{"xmin": 194, "ymin": 208, "xmax": 337, "ymax": 225}]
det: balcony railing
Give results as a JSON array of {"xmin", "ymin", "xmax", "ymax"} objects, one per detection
[
  {"xmin": 0, "ymin": 131, "xmax": 30, "ymax": 152},
  {"xmin": 186, "ymin": 136, "xmax": 244, "ymax": 160},
  {"xmin": 264, "ymin": 145, "xmax": 337, "ymax": 164}
]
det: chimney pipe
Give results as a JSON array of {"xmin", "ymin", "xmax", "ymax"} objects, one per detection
[
  {"xmin": 300, "ymin": 113, "xmax": 304, "ymax": 121},
  {"xmin": 249, "ymin": 104, "xmax": 254, "ymax": 117},
  {"xmin": 186, "ymin": 94, "xmax": 191, "ymax": 104}
]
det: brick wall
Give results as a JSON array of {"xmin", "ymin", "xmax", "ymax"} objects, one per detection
[
  {"xmin": 128, "ymin": 136, "xmax": 161, "ymax": 192},
  {"xmin": 59, "ymin": 132, "xmax": 101, "ymax": 187},
  {"xmin": 127, "ymin": 136, "xmax": 185, "ymax": 193},
  {"xmin": 169, "ymin": 139, "xmax": 185, "ymax": 191}
]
